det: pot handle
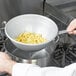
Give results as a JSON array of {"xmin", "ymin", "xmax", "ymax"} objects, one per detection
[{"xmin": 54, "ymin": 35, "xmax": 59, "ymax": 43}]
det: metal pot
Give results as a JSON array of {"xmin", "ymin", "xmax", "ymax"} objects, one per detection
[{"xmin": 4, "ymin": 38, "xmax": 50, "ymax": 67}]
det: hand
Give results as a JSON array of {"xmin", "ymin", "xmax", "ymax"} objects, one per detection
[
  {"xmin": 67, "ymin": 19, "xmax": 76, "ymax": 34},
  {"xmin": 0, "ymin": 52, "xmax": 16, "ymax": 74}
]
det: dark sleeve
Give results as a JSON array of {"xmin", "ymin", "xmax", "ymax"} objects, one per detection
[{"xmin": 45, "ymin": 4, "xmax": 75, "ymax": 26}]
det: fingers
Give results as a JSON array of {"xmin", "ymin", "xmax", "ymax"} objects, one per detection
[
  {"xmin": 67, "ymin": 25, "xmax": 75, "ymax": 33},
  {"xmin": 68, "ymin": 30, "xmax": 76, "ymax": 34},
  {"xmin": 67, "ymin": 19, "xmax": 76, "ymax": 34},
  {"xmin": 67, "ymin": 25, "xmax": 76, "ymax": 34},
  {"xmin": 0, "ymin": 52, "xmax": 11, "ymax": 60}
]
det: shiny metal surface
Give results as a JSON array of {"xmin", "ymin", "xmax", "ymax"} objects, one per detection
[
  {"xmin": 58, "ymin": 30, "xmax": 67, "ymax": 35},
  {"xmin": 5, "ymin": 39, "xmax": 50, "ymax": 67}
]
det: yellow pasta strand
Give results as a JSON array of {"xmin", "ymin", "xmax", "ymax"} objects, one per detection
[{"xmin": 16, "ymin": 32, "xmax": 47, "ymax": 44}]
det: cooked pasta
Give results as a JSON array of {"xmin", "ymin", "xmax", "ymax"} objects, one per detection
[{"xmin": 15, "ymin": 32, "xmax": 47, "ymax": 44}]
